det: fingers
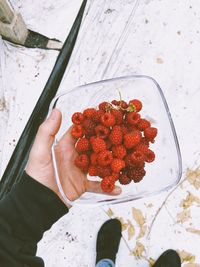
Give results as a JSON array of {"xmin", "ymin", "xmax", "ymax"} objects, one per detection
[
  {"xmin": 33, "ymin": 109, "xmax": 62, "ymax": 152},
  {"xmin": 86, "ymin": 180, "xmax": 122, "ymax": 195},
  {"xmin": 58, "ymin": 125, "xmax": 76, "ymax": 148}
]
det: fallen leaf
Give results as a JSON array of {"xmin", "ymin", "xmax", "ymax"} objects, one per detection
[
  {"xmin": 156, "ymin": 57, "xmax": 164, "ymax": 64},
  {"xmin": 116, "ymin": 217, "xmax": 128, "ymax": 231},
  {"xmin": 107, "ymin": 208, "xmax": 114, "ymax": 217},
  {"xmin": 186, "ymin": 228, "xmax": 200, "ymax": 236},
  {"xmin": 177, "ymin": 209, "xmax": 191, "ymax": 223},
  {"xmin": 138, "ymin": 224, "xmax": 147, "ymax": 239},
  {"xmin": 132, "ymin": 207, "xmax": 145, "ymax": 226},
  {"xmin": 180, "ymin": 192, "xmax": 200, "ymax": 209},
  {"xmin": 127, "ymin": 219, "xmax": 135, "ymax": 240},
  {"xmin": 186, "ymin": 167, "xmax": 200, "ymax": 190},
  {"xmin": 132, "ymin": 241, "xmax": 145, "ymax": 258},
  {"xmin": 178, "ymin": 250, "xmax": 196, "ymax": 263}
]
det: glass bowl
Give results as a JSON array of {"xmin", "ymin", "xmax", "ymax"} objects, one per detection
[{"xmin": 49, "ymin": 75, "xmax": 182, "ymax": 206}]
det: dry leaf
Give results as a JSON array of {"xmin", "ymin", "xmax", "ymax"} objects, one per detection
[
  {"xmin": 156, "ymin": 57, "xmax": 164, "ymax": 64},
  {"xmin": 183, "ymin": 264, "xmax": 200, "ymax": 267},
  {"xmin": 107, "ymin": 208, "xmax": 114, "ymax": 217},
  {"xmin": 127, "ymin": 219, "xmax": 135, "ymax": 240},
  {"xmin": 186, "ymin": 228, "xmax": 200, "ymax": 236},
  {"xmin": 178, "ymin": 250, "xmax": 196, "ymax": 263},
  {"xmin": 116, "ymin": 217, "xmax": 128, "ymax": 231},
  {"xmin": 132, "ymin": 207, "xmax": 145, "ymax": 226},
  {"xmin": 177, "ymin": 209, "xmax": 191, "ymax": 223},
  {"xmin": 186, "ymin": 167, "xmax": 200, "ymax": 190},
  {"xmin": 180, "ymin": 192, "xmax": 200, "ymax": 209},
  {"xmin": 138, "ymin": 224, "xmax": 147, "ymax": 239},
  {"xmin": 132, "ymin": 241, "xmax": 145, "ymax": 258}
]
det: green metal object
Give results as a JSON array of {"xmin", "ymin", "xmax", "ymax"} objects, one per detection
[{"xmin": 0, "ymin": 0, "xmax": 87, "ymax": 199}]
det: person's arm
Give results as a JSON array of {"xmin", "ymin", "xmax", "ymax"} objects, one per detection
[{"xmin": 0, "ymin": 172, "xmax": 68, "ymax": 267}]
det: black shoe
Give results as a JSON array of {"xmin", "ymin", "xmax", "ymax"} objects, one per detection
[
  {"xmin": 96, "ymin": 219, "xmax": 122, "ymax": 264},
  {"xmin": 153, "ymin": 249, "xmax": 181, "ymax": 267}
]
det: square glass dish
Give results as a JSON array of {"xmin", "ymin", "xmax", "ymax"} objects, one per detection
[{"xmin": 49, "ymin": 75, "xmax": 182, "ymax": 205}]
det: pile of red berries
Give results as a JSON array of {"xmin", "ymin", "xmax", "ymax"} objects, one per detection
[{"xmin": 71, "ymin": 99, "xmax": 157, "ymax": 193}]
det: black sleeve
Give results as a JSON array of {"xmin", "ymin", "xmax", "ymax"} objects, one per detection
[{"xmin": 0, "ymin": 172, "xmax": 68, "ymax": 267}]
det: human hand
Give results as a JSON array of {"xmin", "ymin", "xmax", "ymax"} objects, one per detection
[{"xmin": 26, "ymin": 109, "xmax": 122, "ymax": 208}]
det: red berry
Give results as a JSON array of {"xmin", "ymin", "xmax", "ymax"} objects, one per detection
[
  {"xmin": 137, "ymin": 118, "xmax": 151, "ymax": 131},
  {"xmin": 144, "ymin": 127, "xmax": 158, "ymax": 142},
  {"xmin": 144, "ymin": 149, "xmax": 155, "ymax": 163},
  {"xmin": 111, "ymin": 109, "xmax": 123, "ymax": 125},
  {"xmin": 98, "ymin": 150, "xmax": 113, "ymax": 166},
  {"xmin": 97, "ymin": 166, "xmax": 112, "ymax": 178},
  {"xmin": 105, "ymin": 139, "xmax": 112, "ymax": 150},
  {"xmin": 95, "ymin": 125, "xmax": 110, "ymax": 139},
  {"xmin": 74, "ymin": 154, "xmax": 89, "ymax": 170},
  {"xmin": 119, "ymin": 173, "xmax": 132, "ymax": 185},
  {"xmin": 90, "ymin": 153, "xmax": 98, "ymax": 166},
  {"xmin": 88, "ymin": 166, "xmax": 98, "ymax": 176},
  {"xmin": 112, "ymin": 145, "xmax": 127, "ymax": 159},
  {"xmin": 91, "ymin": 137, "xmax": 107, "ymax": 153},
  {"xmin": 126, "ymin": 112, "xmax": 141, "ymax": 125},
  {"xmin": 83, "ymin": 108, "xmax": 97, "ymax": 119},
  {"xmin": 112, "ymin": 172, "xmax": 119, "ymax": 181},
  {"xmin": 72, "ymin": 112, "xmax": 84, "ymax": 124},
  {"xmin": 92, "ymin": 109, "xmax": 105, "ymax": 122},
  {"xmin": 127, "ymin": 167, "xmax": 146, "ymax": 182},
  {"xmin": 99, "ymin": 102, "xmax": 111, "ymax": 111},
  {"xmin": 129, "ymin": 99, "xmax": 142, "ymax": 112},
  {"xmin": 111, "ymin": 159, "xmax": 125, "ymax": 173},
  {"xmin": 109, "ymin": 125, "xmax": 123, "ymax": 145},
  {"xmin": 124, "ymin": 131, "xmax": 142, "ymax": 149},
  {"xmin": 71, "ymin": 125, "xmax": 84, "ymax": 139},
  {"xmin": 131, "ymin": 151, "xmax": 145, "ymax": 165},
  {"xmin": 124, "ymin": 154, "xmax": 134, "ymax": 167},
  {"xmin": 101, "ymin": 113, "xmax": 116, "ymax": 127},
  {"xmin": 118, "ymin": 100, "xmax": 128, "ymax": 109},
  {"xmin": 101, "ymin": 176, "xmax": 115, "ymax": 193},
  {"xmin": 82, "ymin": 119, "xmax": 96, "ymax": 137},
  {"xmin": 135, "ymin": 143, "xmax": 149, "ymax": 154},
  {"xmin": 76, "ymin": 138, "xmax": 91, "ymax": 153}
]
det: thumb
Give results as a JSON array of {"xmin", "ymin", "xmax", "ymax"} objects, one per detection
[{"xmin": 33, "ymin": 109, "xmax": 62, "ymax": 151}]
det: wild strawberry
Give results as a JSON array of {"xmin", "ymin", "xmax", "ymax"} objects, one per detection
[
  {"xmin": 105, "ymin": 139, "xmax": 112, "ymax": 150},
  {"xmin": 91, "ymin": 137, "xmax": 106, "ymax": 153},
  {"xmin": 144, "ymin": 149, "xmax": 155, "ymax": 163},
  {"xmin": 88, "ymin": 166, "xmax": 98, "ymax": 176},
  {"xmin": 118, "ymin": 100, "xmax": 128, "ymax": 109},
  {"xmin": 99, "ymin": 102, "xmax": 111, "ymax": 111},
  {"xmin": 124, "ymin": 131, "xmax": 142, "ymax": 149},
  {"xmin": 109, "ymin": 125, "xmax": 123, "ymax": 145},
  {"xmin": 121, "ymin": 125, "xmax": 129, "ymax": 135},
  {"xmin": 127, "ymin": 167, "xmax": 146, "ymax": 182},
  {"xmin": 135, "ymin": 143, "xmax": 149, "ymax": 154},
  {"xmin": 82, "ymin": 118, "xmax": 96, "ymax": 137},
  {"xmin": 111, "ymin": 159, "xmax": 125, "ymax": 173},
  {"xmin": 76, "ymin": 138, "xmax": 91, "ymax": 153},
  {"xmin": 144, "ymin": 127, "xmax": 158, "ymax": 142},
  {"xmin": 112, "ymin": 145, "xmax": 127, "ymax": 159},
  {"xmin": 131, "ymin": 151, "xmax": 145, "ymax": 165},
  {"xmin": 95, "ymin": 125, "xmax": 110, "ymax": 139},
  {"xmin": 124, "ymin": 154, "xmax": 134, "ymax": 167},
  {"xmin": 129, "ymin": 99, "xmax": 142, "ymax": 112},
  {"xmin": 111, "ymin": 109, "xmax": 123, "ymax": 125},
  {"xmin": 112, "ymin": 172, "xmax": 119, "ymax": 181},
  {"xmin": 137, "ymin": 118, "xmax": 151, "ymax": 131},
  {"xmin": 92, "ymin": 109, "xmax": 105, "ymax": 122},
  {"xmin": 71, "ymin": 125, "xmax": 84, "ymax": 139},
  {"xmin": 126, "ymin": 112, "xmax": 141, "ymax": 125},
  {"xmin": 97, "ymin": 166, "xmax": 112, "ymax": 178},
  {"xmin": 141, "ymin": 137, "xmax": 150, "ymax": 147},
  {"xmin": 111, "ymin": 100, "xmax": 119, "ymax": 106},
  {"xmin": 119, "ymin": 173, "xmax": 132, "ymax": 185},
  {"xmin": 90, "ymin": 153, "xmax": 98, "ymax": 166},
  {"xmin": 74, "ymin": 154, "xmax": 89, "ymax": 170},
  {"xmin": 83, "ymin": 108, "xmax": 97, "ymax": 119},
  {"xmin": 98, "ymin": 150, "xmax": 113, "ymax": 166},
  {"xmin": 72, "ymin": 112, "xmax": 84, "ymax": 125},
  {"xmin": 101, "ymin": 176, "xmax": 115, "ymax": 193},
  {"xmin": 101, "ymin": 113, "xmax": 116, "ymax": 127}
]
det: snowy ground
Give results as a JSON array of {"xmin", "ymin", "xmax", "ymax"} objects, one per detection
[{"xmin": 1, "ymin": 0, "xmax": 200, "ymax": 266}]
